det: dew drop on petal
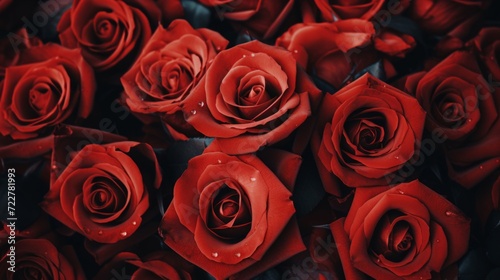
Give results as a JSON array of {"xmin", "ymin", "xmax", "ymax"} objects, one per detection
[
  {"xmin": 250, "ymin": 53, "xmax": 255, "ymax": 57},
  {"xmin": 132, "ymin": 221, "xmax": 137, "ymax": 226},
  {"xmin": 293, "ymin": 50, "xmax": 298, "ymax": 54},
  {"xmin": 479, "ymin": 165, "xmax": 484, "ymax": 170},
  {"xmin": 191, "ymin": 110, "xmax": 197, "ymax": 115},
  {"xmin": 467, "ymin": 119, "xmax": 472, "ymax": 122},
  {"xmin": 436, "ymin": 239, "xmax": 440, "ymax": 243},
  {"xmin": 243, "ymin": 54, "xmax": 247, "ymax": 58},
  {"xmin": 120, "ymin": 231, "xmax": 128, "ymax": 237},
  {"xmin": 216, "ymin": 46, "xmax": 221, "ymax": 51},
  {"xmin": 98, "ymin": 230, "xmax": 103, "ymax": 235},
  {"xmin": 395, "ymin": 156, "xmax": 400, "ymax": 159},
  {"xmin": 198, "ymin": 101, "xmax": 205, "ymax": 107},
  {"xmin": 212, "ymin": 252, "xmax": 218, "ymax": 258},
  {"xmin": 235, "ymin": 252, "xmax": 241, "ymax": 257},
  {"xmin": 83, "ymin": 227, "xmax": 91, "ymax": 234},
  {"xmin": 250, "ymin": 177, "xmax": 256, "ymax": 182},
  {"xmin": 217, "ymin": 159, "xmax": 222, "ymax": 164},
  {"xmin": 398, "ymin": 190, "xmax": 404, "ymax": 194},
  {"xmin": 445, "ymin": 211, "xmax": 455, "ymax": 216}
]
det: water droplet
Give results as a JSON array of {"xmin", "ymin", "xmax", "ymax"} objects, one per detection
[
  {"xmin": 217, "ymin": 159, "xmax": 222, "ymax": 164},
  {"xmin": 120, "ymin": 231, "xmax": 128, "ymax": 237},
  {"xmin": 436, "ymin": 239, "xmax": 440, "ymax": 243},
  {"xmin": 445, "ymin": 211, "xmax": 455, "ymax": 216},
  {"xmin": 479, "ymin": 165, "xmax": 484, "ymax": 170},
  {"xmin": 293, "ymin": 50, "xmax": 298, "ymax": 54},
  {"xmin": 395, "ymin": 156, "xmax": 400, "ymax": 159},
  {"xmin": 383, "ymin": 84, "xmax": 387, "ymax": 87},
  {"xmin": 216, "ymin": 46, "xmax": 221, "ymax": 51},
  {"xmin": 212, "ymin": 252, "xmax": 218, "ymax": 258},
  {"xmin": 398, "ymin": 190, "xmax": 405, "ymax": 194},
  {"xmin": 467, "ymin": 118, "xmax": 472, "ymax": 122},
  {"xmin": 242, "ymin": 54, "xmax": 247, "ymax": 58},
  {"xmin": 83, "ymin": 227, "xmax": 91, "ymax": 234},
  {"xmin": 132, "ymin": 221, "xmax": 137, "ymax": 226},
  {"xmin": 191, "ymin": 110, "xmax": 197, "ymax": 115},
  {"xmin": 98, "ymin": 230, "xmax": 103, "ymax": 235},
  {"xmin": 198, "ymin": 101, "xmax": 205, "ymax": 107},
  {"xmin": 235, "ymin": 252, "xmax": 241, "ymax": 257},
  {"xmin": 250, "ymin": 53, "xmax": 255, "ymax": 57},
  {"xmin": 51, "ymin": 164, "xmax": 57, "ymax": 170},
  {"xmin": 376, "ymin": 258, "xmax": 381, "ymax": 263},
  {"xmin": 250, "ymin": 177, "xmax": 256, "ymax": 182}
]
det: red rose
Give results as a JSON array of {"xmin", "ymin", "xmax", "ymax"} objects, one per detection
[
  {"xmin": 159, "ymin": 151, "xmax": 305, "ymax": 280},
  {"xmin": 311, "ymin": 74, "xmax": 425, "ymax": 191},
  {"xmin": 94, "ymin": 251, "xmax": 201, "ymax": 279},
  {"xmin": 276, "ymin": 19, "xmax": 415, "ymax": 89},
  {"xmin": 400, "ymin": 51, "xmax": 500, "ymax": 188},
  {"xmin": 469, "ymin": 27, "xmax": 500, "ymax": 82},
  {"xmin": 121, "ymin": 19, "xmax": 228, "ymax": 139},
  {"xmin": 57, "ymin": 0, "xmax": 176, "ymax": 77},
  {"xmin": 331, "ymin": 180, "xmax": 471, "ymax": 280},
  {"xmin": 301, "ymin": 0, "xmax": 387, "ymax": 22},
  {"xmin": 198, "ymin": 0, "xmax": 296, "ymax": 39},
  {"xmin": 41, "ymin": 141, "xmax": 162, "ymax": 243},
  {"xmin": 0, "ymin": 44, "xmax": 95, "ymax": 140},
  {"xmin": 0, "ymin": 239, "xmax": 85, "ymax": 280},
  {"xmin": 409, "ymin": 0, "xmax": 490, "ymax": 38},
  {"xmin": 182, "ymin": 40, "xmax": 320, "ymax": 155}
]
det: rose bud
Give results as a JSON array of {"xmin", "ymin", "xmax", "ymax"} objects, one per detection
[
  {"xmin": 159, "ymin": 151, "xmax": 305, "ymax": 279},
  {"xmin": 0, "ymin": 44, "xmax": 95, "ymax": 140},
  {"xmin": 121, "ymin": 19, "xmax": 228, "ymax": 139},
  {"xmin": 399, "ymin": 51, "xmax": 500, "ymax": 188},
  {"xmin": 311, "ymin": 73, "xmax": 425, "ymax": 191},
  {"xmin": 41, "ymin": 141, "xmax": 162, "ymax": 243},
  {"xmin": 182, "ymin": 40, "xmax": 321, "ymax": 155},
  {"xmin": 331, "ymin": 180, "xmax": 471, "ymax": 280}
]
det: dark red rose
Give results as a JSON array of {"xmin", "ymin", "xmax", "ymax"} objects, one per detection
[
  {"xmin": 198, "ymin": 0, "xmax": 296, "ymax": 39},
  {"xmin": 0, "ymin": 44, "xmax": 95, "ymax": 140},
  {"xmin": 94, "ymin": 251, "xmax": 200, "ymax": 280},
  {"xmin": 276, "ymin": 19, "xmax": 415, "ymax": 89},
  {"xmin": 41, "ymin": 141, "xmax": 162, "ymax": 243},
  {"xmin": 311, "ymin": 74, "xmax": 425, "ymax": 190},
  {"xmin": 400, "ymin": 51, "xmax": 500, "ymax": 188},
  {"xmin": 121, "ymin": 19, "xmax": 228, "ymax": 139},
  {"xmin": 0, "ymin": 239, "xmax": 85, "ymax": 280},
  {"xmin": 182, "ymin": 40, "xmax": 321, "ymax": 155},
  {"xmin": 0, "ymin": 28, "xmax": 42, "ymax": 78},
  {"xmin": 301, "ymin": 0, "xmax": 387, "ymax": 22},
  {"xmin": 469, "ymin": 27, "xmax": 500, "ymax": 81},
  {"xmin": 331, "ymin": 180, "xmax": 471, "ymax": 280},
  {"xmin": 159, "ymin": 151, "xmax": 305, "ymax": 280},
  {"xmin": 409, "ymin": 0, "xmax": 490, "ymax": 38},
  {"xmin": 57, "ymin": 0, "xmax": 180, "ymax": 77}
]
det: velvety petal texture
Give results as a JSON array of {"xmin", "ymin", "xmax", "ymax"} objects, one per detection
[
  {"xmin": 304, "ymin": 0, "xmax": 388, "ymax": 22},
  {"xmin": 121, "ymin": 19, "xmax": 228, "ymax": 139},
  {"xmin": 159, "ymin": 150, "xmax": 305, "ymax": 280},
  {"xmin": 0, "ymin": 44, "xmax": 95, "ymax": 140},
  {"xmin": 41, "ymin": 141, "xmax": 162, "ymax": 243},
  {"xmin": 312, "ymin": 73, "xmax": 426, "ymax": 189},
  {"xmin": 182, "ymin": 40, "xmax": 321, "ymax": 155},
  {"xmin": 331, "ymin": 180, "xmax": 471, "ymax": 280}
]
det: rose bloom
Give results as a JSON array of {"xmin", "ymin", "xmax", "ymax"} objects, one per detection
[
  {"xmin": 311, "ymin": 74, "xmax": 425, "ymax": 191},
  {"xmin": 0, "ymin": 239, "xmax": 85, "ymax": 280},
  {"xmin": 121, "ymin": 19, "xmax": 228, "ymax": 139},
  {"xmin": 301, "ymin": 0, "xmax": 389, "ymax": 22},
  {"xmin": 331, "ymin": 180, "xmax": 471, "ymax": 280},
  {"xmin": 408, "ymin": 0, "xmax": 490, "ymax": 38},
  {"xmin": 42, "ymin": 141, "xmax": 162, "ymax": 243},
  {"xmin": 160, "ymin": 151, "xmax": 305, "ymax": 279},
  {"xmin": 198, "ymin": 0, "xmax": 295, "ymax": 39},
  {"xmin": 57, "ymin": 0, "xmax": 182, "ymax": 78},
  {"xmin": 182, "ymin": 40, "xmax": 321, "ymax": 155},
  {"xmin": 276, "ymin": 19, "xmax": 415, "ymax": 90},
  {"xmin": 0, "ymin": 44, "xmax": 95, "ymax": 140},
  {"xmin": 94, "ymin": 251, "xmax": 200, "ymax": 279},
  {"xmin": 400, "ymin": 51, "xmax": 500, "ymax": 188},
  {"xmin": 469, "ymin": 27, "xmax": 500, "ymax": 81}
]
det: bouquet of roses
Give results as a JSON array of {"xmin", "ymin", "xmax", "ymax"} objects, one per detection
[{"xmin": 0, "ymin": 0, "xmax": 499, "ymax": 279}]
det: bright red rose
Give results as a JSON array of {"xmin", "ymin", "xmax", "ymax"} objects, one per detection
[
  {"xmin": 121, "ymin": 19, "xmax": 228, "ymax": 139},
  {"xmin": 0, "ymin": 239, "xmax": 85, "ymax": 280},
  {"xmin": 400, "ymin": 51, "xmax": 500, "ymax": 188},
  {"xmin": 331, "ymin": 180, "xmax": 471, "ymax": 280},
  {"xmin": 182, "ymin": 40, "xmax": 321, "ymax": 155},
  {"xmin": 0, "ymin": 44, "xmax": 95, "ymax": 140},
  {"xmin": 41, "ymin": 141, "xmax": 162, "ymax": 243},
  {"xmin": 276, "ymin": 19, "xmax": 415, "ymax": 90},
  {"xmin": 57, "ymin": 0, "xmax": 181, "ymax": 77},
  {"xmin": 198, "ymin": 0, "xmax": 296, "ymax": 39},
  {"xmin": 469, "ymin": 27, "xmax": 500, "ymax": 81},
  {"xmin": 312, "ymin": 74, "xmax": 425, "ymax": 191},
  {"xmin": 159, "ymin": 151, "xmax": 305, "ymax": 280},
  {"xmin": 409, "ymin": 0, "xmax": 490, "ymax": 38}
]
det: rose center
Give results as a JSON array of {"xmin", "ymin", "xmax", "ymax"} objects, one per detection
[
  {"xmin": 434, "ymin": 91, "xmax": 466, "ymax": 125},
  {"xmin": 29, "ymin": 82, "xmax": 58, "ymax": 116}
]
